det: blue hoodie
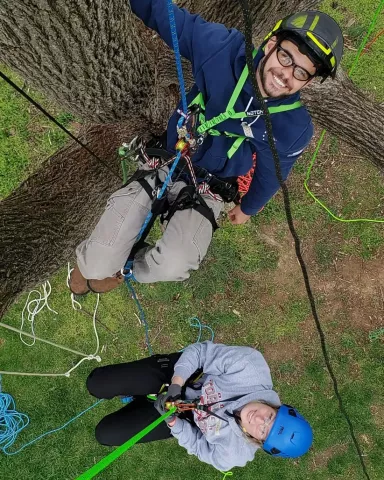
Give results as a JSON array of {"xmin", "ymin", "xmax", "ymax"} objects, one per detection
[
  {"xmin": 130, "ymin": 1, "xmax": 314, "ymax": 215},
  {"xmin": 170, "ymin": 341, "xmax": 281, "ymax": 471}
]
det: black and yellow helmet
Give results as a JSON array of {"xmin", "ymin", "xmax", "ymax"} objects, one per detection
[{"xmin": 265, "ymin": 11, "xmax": 344, "ymax": 80}]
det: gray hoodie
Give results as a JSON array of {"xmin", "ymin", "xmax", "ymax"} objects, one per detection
[{"xmin": 170, "ymin": 341, "xmax": 281, "ymax": 471}]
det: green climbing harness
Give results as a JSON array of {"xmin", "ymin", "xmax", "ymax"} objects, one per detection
[{"xmin": 189, "ymin": 49, "xmax": 303, "ymax": 159}]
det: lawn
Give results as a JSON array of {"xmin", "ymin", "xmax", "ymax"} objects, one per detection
[{"xmin": 1, "ymin": 1, "xmax": 383, "ymax": 480}]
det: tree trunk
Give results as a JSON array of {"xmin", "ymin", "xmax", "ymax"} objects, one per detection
[{"xmin": 0, "ymin": 0, "xmax": 383, "ymax": 316}]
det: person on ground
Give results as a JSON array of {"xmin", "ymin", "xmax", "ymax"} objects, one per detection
[
  {"xmin": 70, "ymin": 4, "xmax": 343, "ymax": 294},
  {"xmin": 86, "ymin": 341, "xmax": 313, "ymax": 471}
]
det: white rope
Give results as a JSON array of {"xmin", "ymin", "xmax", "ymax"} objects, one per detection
[
  {"xmin": 0, "ymin": 267, "xmax": 102, "ymax": 377},
  {"xmin": 67, "ymin": 264, "xmax": 82, "ymax": 311},
  {"xmin": 20, "ymin": 281, "xmax": 58, "ymax": 346}
]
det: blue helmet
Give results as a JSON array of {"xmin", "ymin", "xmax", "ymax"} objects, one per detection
[{"xmin": 263, "ymin": 404, "xmax": 313, "ymax": 458}]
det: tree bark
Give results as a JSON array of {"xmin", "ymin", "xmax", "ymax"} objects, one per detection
[{"xmin": 0, "ymin": 0, "xmax": 383, "ymax": 316}]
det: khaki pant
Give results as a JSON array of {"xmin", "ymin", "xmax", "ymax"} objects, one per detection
[{"xmin": 76, "ymin": 167, "xmax": 223, "ymax": 283}]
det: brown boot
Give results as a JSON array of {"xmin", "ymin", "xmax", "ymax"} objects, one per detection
[
  {"xmin": 69, "ymin": 265, "xmax": 90, "ymax": 295},
  {"xmin": 87, "ymin": 274, "xmax": 125, "ymax": 294}
]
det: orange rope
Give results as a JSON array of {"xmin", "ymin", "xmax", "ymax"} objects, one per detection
[
  {"xmin": 359, "ymin": 28, "xmax": 384, "ymax": 57},
  {"xmin": 237, "ymin": 152, "xmax": 256, "ymax": 194}
]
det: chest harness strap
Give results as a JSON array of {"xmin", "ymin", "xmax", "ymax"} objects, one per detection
[{"xmin": 189, "ymin": 49, "xmax": 303, "ymax": 159}]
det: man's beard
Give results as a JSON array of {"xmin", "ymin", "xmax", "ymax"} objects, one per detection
[{"xmin": 258, "ymin": 56, "xmax": 290, "ymax": 100}]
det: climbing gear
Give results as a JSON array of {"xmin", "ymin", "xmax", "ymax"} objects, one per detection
[
  {"xmin": 165, "ymin": 394, "xmax": 247, "ymax": 423},
  {"xmin": 239, "ymin": 1, "xmax": 370, "ymax": 477},
  {"xmin": 305, "ymin": 1, "xmax": 384, "ymax": 224},
  {"xmin": 120, "ymin": 144, "xmax": 220, "ymax": 269},
  {"xmin": 146, "ymin": 146, "xmax": 239, "ymax": 203},
  {"xmin": 154, "ymin": 388, "xmax": 181, "ymax": 422},
  {"xmin": 0, "ymin": 384, "xmax": 103, "ymax": 456},
  {"xmin": 158, "ymin": 384, "xmax": 182, "ymax": 408},
  {"xmin": 262, "ymin": 404, "xmax": 313, "ymax": 458},
  {"xmin": 76, "ymin": 406, "xmax": 177, "ymax": 480},
  {"xmin": 264, "ymin": 11, "xmax": 344, "ymax": 80},
  {"xmin": 189, "ymin": 50, "xmax": 303, "ymax": 159},
  {"xmin": 237, "ymin": 152, "xmax": 256, "ymax": 194},
  {"xmin": 0, "ymin": 276, "xmax": 101, "ymax": 378}
]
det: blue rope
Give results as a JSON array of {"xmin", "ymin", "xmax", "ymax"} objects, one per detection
[
  {"xmin": 0, "ymin": 375, "xmax": 103, "ymax": 456},
  {"xmin": 179, "ymin": 317, "xmax": 215, "ymax": 351},
  {"xmin": 129, "ymin": 1, "xmax": 189, "ymax": 248},
  {"xmin": 125, "ymin": 279, "xmax": 154, "ymax": 356},
  {"xmin": 167, "ymin": 0, "xmax": 188, "ymax": 113},
  {"xmin": 0, "ymin": 376, "xmax": 29, "ymax": 453},
  {"xmin": 134, "ymin": 150, "xmax": 183, "ymax": 243},
  {"xmin": 123, "ymin": 1, "xmax": 200, "ymax": 358}
]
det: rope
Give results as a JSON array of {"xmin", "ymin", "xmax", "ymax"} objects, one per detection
[
  {"xmin": 0, "ymin": 279, "xmax": 101, "ymax": 377},
  {"xmin": 125, "ymin": 280, "xmax": 154, "ymax": 356},
  {"xmin": 76, "ymin": 406, "xmax": 177, "ymax": 480},
  {"xmin": 220, "ymin": 471, "xmax": 233, "ymax": 479},
  {"xmin": 305, "ymin": 0, "xmax": 384, "ymax": 223},
  {"xmin": 348, "ymin": 0, "xmax": 384, "ymax": 77},
  {"xmin": 238, "ymin": 1, "xmax": 370, "ymax": 479},
  {"xmin": 179, "ymin": 317, "xmax": 215, "ymax": 350},
  {"xmin": 0, "ymin": 70, "xmax": 120, "ymax": 180},
  {"xmin": 167, "ymin": 0, "xmax": 188, "ymax": 113},
  {"xmin": 0, "ymin": 376, "xmax": 29, "ymax": 453},
  {"xmin": 19, "ymin": 281, "xmax": 58, "ymax": 347},
  {"xmin": 0, "ymin": 373, "xmax": 103, "ymax": 456},
  {"xmin": 133, "ymin": 0, "xmax": 191, "ymax": 243}
]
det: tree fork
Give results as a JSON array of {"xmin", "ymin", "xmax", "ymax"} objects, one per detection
[{"xmin": 0, "ymin": 0, "xmax": 383, "ymax": 316}]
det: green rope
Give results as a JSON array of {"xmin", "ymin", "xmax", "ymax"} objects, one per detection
[
  {"xmin": 76, "ymin": 406, "xmax": 177, "ymax": 480},
  {"xmin": 348, "ymin": 0, "xmax": 384, "ymax": 77},
  {"xmin": 220, "ymin": 470, "xmax": 234, "ymax": 479},
  {"xmin": 304, "ymin": 0, "xmax": 384, "ymax": 223}
]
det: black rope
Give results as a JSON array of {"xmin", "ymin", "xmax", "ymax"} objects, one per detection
[
  {"xmin": 238, "ymin": 2, "xmax": 370, "ymax": 479},
  {"xmin": 0, "ymin": 70, "xmax": 120, "ymax": 179}
]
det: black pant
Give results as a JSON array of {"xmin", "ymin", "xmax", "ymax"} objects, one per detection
[{"xmin": 86, "ymin": 353, "xmax": 182, "ymax": 446}]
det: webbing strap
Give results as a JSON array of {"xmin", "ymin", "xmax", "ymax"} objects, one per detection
[
  {"xmin": 226, "ymin": 49, "xmax": 258, "ymax": 110},
  {"xmin": 228, "ymin": 137, "xmax": 246, "ymax": 159},
  {"xmin": 191, "ymin": 48, "xmax": 303, "ymax": 157},
  {"xmin": 268, "ymin": 101, "xmax": 302, "ymax": 114}
]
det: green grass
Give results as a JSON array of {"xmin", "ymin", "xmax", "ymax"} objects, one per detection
[
  {"xmin": 0, "ymin": 66, "xmax": 73, "ymax": 199},
  {"xmin": 320, "ymin": 0, "xmax": 384, "ymax": 101},
  {"xmin": 1, "ymin": 1, "xmax": 384, "ymax": 479},
  {"xmin": 1, "ymin": 264, "xmax": 383, "ymax": 480}
]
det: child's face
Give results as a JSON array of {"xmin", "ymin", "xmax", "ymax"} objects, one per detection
[{"xmin": 239, "ymin": 401, "xmax": 277, "ymax": 442}]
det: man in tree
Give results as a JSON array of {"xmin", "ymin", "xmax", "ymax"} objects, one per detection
[{"xmin": 70, "ymin": 2, "xmax": 343, "ymax": 294}]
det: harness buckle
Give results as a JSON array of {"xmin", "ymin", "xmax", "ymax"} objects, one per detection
[{"xmin": 204, "ymin": 172, "xmax": 213, "ymax": 183}]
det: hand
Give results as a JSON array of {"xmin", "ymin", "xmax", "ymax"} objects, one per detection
[
  {"xmin": 154, "ymin": 383, "xmax": 182, "ymax": 422},
  {"xmin": 227, "ymin": 205, "xmax": 251, "ymax": 225}
]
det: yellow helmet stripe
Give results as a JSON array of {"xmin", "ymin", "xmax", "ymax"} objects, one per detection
[
  {"xmin": 273, "ymin": 19, "xmax": 283, "ymax": 32},
  {"xmin": 306, "ymin": 31, "xmax": 331, "ymax": 55},
  {"xmin": 309, "ymin": 15, "xmax": 320, "ymax": 32},
  {"xmin": 307, "ymin": 32, "xmax": 336, "ymax": 69},
  {"xmin": 264, "ymin": 19, "xmax": 282, "ymax": 41}
]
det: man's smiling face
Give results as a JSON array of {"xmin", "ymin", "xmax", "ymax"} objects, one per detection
[{"xmin": 257, "ymin": 37, "xmax": 317, "ymax": 97}]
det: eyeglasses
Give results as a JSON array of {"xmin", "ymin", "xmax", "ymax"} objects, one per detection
[
  {"xmin": 276, "ymin": 45, "xmax": 316, "ymax": 82},
  {"xmin": 258, "ymin": 413, "xmax": 274, "ymax": 441},
  {"xmin": 242, "ymin": 412, "xmax": 275, "ymax": 442}
]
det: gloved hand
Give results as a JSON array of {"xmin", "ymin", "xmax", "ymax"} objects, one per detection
[{"xmin": 154, "ymin": 383, "xmax": 182, "ymax": 422}]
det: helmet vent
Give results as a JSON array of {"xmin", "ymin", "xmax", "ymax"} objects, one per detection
[
  {"xmin": 288, "ymin": 408, "xmax": 297, "ymax": 417},
  {"xmin": 271, "ymin": 447, "xmax": 281, "ymax": 455}
]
